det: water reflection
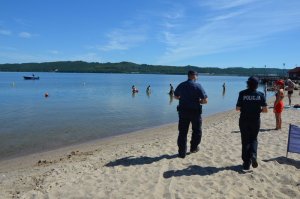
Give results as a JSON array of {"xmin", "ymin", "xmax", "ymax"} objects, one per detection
[
  {"xmin": 132, "ymin": 92, "xmax": 136, "ymax": 98},
  {"xmin": 222, "ymin": 83, "xmax": 226, "ymax": 98},
  {"xmin": 169, "ymin": 94, "xmax": 174, "ymax": 104},
  {"xmin": 146, "ymin": 91, "xmax": 151, "ymax": 98},
  {"xmin": 146, "ymin": 85, "xmax": 151, "ymax": 98},
  {"xmin": 169, "ymin": 84, "xmax": 174, "ymax": 95}
]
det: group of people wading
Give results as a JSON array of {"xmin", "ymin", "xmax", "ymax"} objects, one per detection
[{"xmin": 131, "ymin": 83, "xmax": 175, "ymax": 96}]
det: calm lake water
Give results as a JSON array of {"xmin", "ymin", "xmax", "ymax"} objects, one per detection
[{"xmin": 0, "ymin": 72, "xmax": 269, "ymax": 160}]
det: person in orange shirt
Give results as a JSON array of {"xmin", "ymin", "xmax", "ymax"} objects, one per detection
[{"xmin": 274, "ymin": 80, "xmax": 284, "ymax": 130}]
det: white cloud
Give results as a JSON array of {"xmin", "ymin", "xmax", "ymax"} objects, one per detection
[
  {"xmin": 163, "ymin": 8, "xmax": 185, "ymax": 20},
  {"xmin": 199, "ymin": 0, "xmax": 260, "ymax": 10},
  {"xmin": 100, "ymin": 28, "xmax": 147, "ymax": 51},
  {"xmin": 60, "ymin": 52, "xmax": 100, "ymax": 62},
  {"xmin": 0, "ymin": 46, "xmax": 17, "ymax": 51},
  {"xmin": 99, "ymin": 4, "xmax": 184, "ymax": 52},
  {"xmin": 160, "ymin": 3, "xmax": 186, "ymax": 29},
  {"xmin": 0, "ymin": 50, "xmax": 102, "ymax": 63},
  {"xmin": 162, "ymin": 21, "xmax": 178, "ymax": 29},
  {"xmin": 69, "ymin": 53, "xmax": 101, "ymax": 62},
  {"xmin": 0, "ymin": 51, "xmax": 41, "ymax": 63},
  {"xmin": 208, "ymin": 10, "xmax": 245, "ymax": 21},
  {"xmin": 48, "ymin": 50, "xmax": 60, "ymax": 55},
  {"xmin": 14, "ymin": 18, "xmax": 31, "ymax": 27},
  {"xmin": 0, "ymin": 29, "xmax": 11, "ymax": 35},
  {"xmin": 19, "ymin": 32, "xmax": 32, "ymax": 38},
  {"xmin": 161, "ymin": 31, "xmax": 178, "ymax": 46},
  {"xmin": 157, "ymin": 1, "xmax": 300, "ymax": 64}
]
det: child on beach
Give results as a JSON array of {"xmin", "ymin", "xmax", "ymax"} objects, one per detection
[
  {"xmin": 273, "ymin": 89, "xmax": 284, "ymax": 130},
  {"xmin": 274, "ymin": 80, "xmax": 284, "ymax": 130}
]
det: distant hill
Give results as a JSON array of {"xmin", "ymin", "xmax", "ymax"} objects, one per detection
[{"xmin": 0, "ymin": 61, "xmax": 287, "ymax": 76}]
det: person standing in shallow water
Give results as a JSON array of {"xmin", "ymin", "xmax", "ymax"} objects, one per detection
[
  {"xmin": 169, "ymin": 84, "xmax": 174, "ymax": 96},
  {"xmin": 146, "ymin": 85, "xmax": 151, "ymax": 93},
  {"xmin": 222, "ymin": 82, "xmax": 226, "ymax": 97},
  {"xmin": 174, "ymin": 70, "xmax": 208, "ymax": 158},
  {"xmin": 132, "ymin": 85, "xmax": 138, "ymax": 93},
  {"xmin": 236, "ymin": 76, "xmax": 268, "ymax": 170}
]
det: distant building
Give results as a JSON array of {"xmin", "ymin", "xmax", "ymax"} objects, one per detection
[{"xmin": 288, "ymin": 67, "xmax": 300, "ymax": 79}]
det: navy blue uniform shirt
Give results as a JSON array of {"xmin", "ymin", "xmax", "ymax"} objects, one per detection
[
  {"xmin": 236, "ymin": 89, "xmax": 267, "ymax": 120},
  {"xmin": 174, "ymin": 79, "xmax": 207, "ymax": 111}
]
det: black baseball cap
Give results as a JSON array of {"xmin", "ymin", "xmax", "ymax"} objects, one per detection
[
  {"xmin": 188, "ymin": 70, "xmax": 198, "ymax": 76},
  {"xmin": 247, "ymin": 76, "xmax": 259, "ymax": 84}
]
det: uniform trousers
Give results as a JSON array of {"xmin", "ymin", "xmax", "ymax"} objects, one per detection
[
  {"xmin": 178, "ymin": 109, "xmax": 202, "ymax": 155},
  {"xmin": 239, "ymin": 118, "xmax": 260, "ymax": 164}
]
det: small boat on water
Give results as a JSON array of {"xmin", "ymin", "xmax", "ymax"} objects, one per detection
[{"xmin": 23, "ymin": 76, "xmax": 40, "ymax": 80}]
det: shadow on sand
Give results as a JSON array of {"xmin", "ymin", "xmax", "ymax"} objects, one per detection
[
  {"xmin": 263, "ymin": 156, "xmax": 300, "ymax": 169},
  {"xmin": 163, "ymin": 165, "xmax": 246, "ymax": 178},
  {"xmin": 105, "ymin": 155, "xmax": 251, "ymax": 178},
  {"xmin": 259, "ymin": 128, "xmax": 275, "ymax": 132},
  {"xmin": 105, "ymin": 154, "xmax": 178, "ymax": 167},
  {"xmin": 231, "ymin": 128, "xmax": 274, "ymax": 134}
]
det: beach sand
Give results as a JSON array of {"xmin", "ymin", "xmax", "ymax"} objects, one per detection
[{"xmin": 0, "ymin": 95, "xmax": 300, "ymax": 199}]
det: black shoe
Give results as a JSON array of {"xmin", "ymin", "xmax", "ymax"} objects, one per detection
[
  {"xmin": 190, "ymin": 147, "xmax": 199, "ymax": 153},
  {"xmin": 178, "ymin": 153, "xmax": 186, "ymax": 158},
  {"xmin": 251, "ymin": 157, "xmax": 258, "ymax": 168},
  {"xmin": 243, "ymin": 162, "xmax": 250, "ymax": 170}
]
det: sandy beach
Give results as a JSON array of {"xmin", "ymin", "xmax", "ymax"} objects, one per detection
[{"xmin": 0, "ymin": 95, "xmax": 300, "ymax": 199}]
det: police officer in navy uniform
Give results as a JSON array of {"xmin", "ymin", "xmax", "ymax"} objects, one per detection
[
  {"xmin": 174, "ymin": 70, "xmax": 208, "ymax": 158},
  {"xmin": 236, "ymin": 76, "xmax": 268, "ymax": 170}
]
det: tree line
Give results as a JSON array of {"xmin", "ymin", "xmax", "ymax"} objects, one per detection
[{"xmin": 0, "ymin": 61, "xmax": 287, "ymax": 76}]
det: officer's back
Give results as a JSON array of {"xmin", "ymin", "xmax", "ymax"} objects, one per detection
[
  {"xmin": 175, "ymin": 71, "xmax": 207, "ymax": 112},
  {"xmin": 237, "ymin": 88, "xmax": 266, "ymax": 120}
]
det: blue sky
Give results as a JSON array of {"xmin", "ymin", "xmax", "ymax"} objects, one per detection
[{"xmin": 0, "ymin": 0, "xmax": 300, "ymax": 68}]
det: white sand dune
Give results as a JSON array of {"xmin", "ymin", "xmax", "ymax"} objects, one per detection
[{"xmin": 1, "ymin": 95, "xmax": 300, "ymax": 198}]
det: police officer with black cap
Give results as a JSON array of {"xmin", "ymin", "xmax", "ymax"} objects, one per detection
[
  {"xmin": 236, "ymin": 76, "xmax": 268, "ymax": 170},
  {"xmin": 174, "ymin": 70, "xmax": 208, "ymax": 158}
]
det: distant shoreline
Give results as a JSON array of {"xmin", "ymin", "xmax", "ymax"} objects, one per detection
[{"xmin": 0, "ymin": 61, "xmax": 287, "ymax": 76}]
